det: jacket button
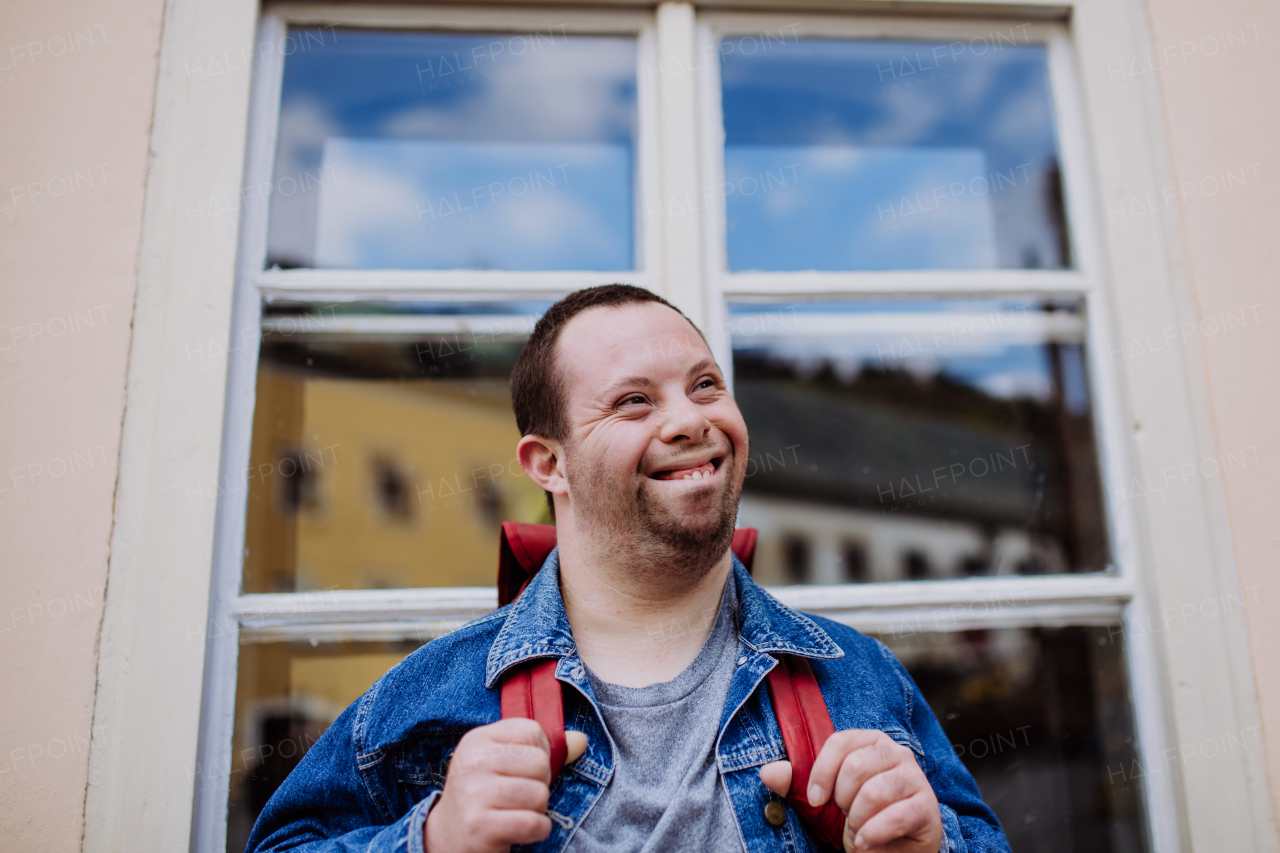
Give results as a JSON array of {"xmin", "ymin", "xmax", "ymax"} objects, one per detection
[{"xmin": 764, "ymin": 801, "xmax": 786, "ymax": 826}]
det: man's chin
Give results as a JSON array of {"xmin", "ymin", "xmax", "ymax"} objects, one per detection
[{"xmin": 636, "ymin": 482, "xmax": 738, "ymax": 566}]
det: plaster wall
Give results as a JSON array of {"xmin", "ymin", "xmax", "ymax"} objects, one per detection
[
  {"xmin": 1141, "ymin": 0, "xmax": 1280, "ymax": 830},
  {"xmin": 0, "ymin": 0, "xmax": 164, "ymax": 847},
  {"xmin": 1, "ymin": 0, "xmax": 1278, "ymax": 848}
]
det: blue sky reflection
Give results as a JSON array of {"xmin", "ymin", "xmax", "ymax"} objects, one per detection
[
  {"xmin": 721, "ymin": 39, "xmax": 1070, "ymax": 271},
  {"xmin": 268, "ymin": 29, "xmax": 637, "ymax": 271}
]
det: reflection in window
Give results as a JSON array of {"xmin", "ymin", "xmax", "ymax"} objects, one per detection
[
  {"xmin": 225, "ymin": 639, "xmax": 425, "ymax": 853},
  {"xmin": 268, "ymin": 28, "xmax": 637, "ymax": 271},
  {"xmin": 720, "ymin": 38, "xmax": 1070, "ymax": 271},
  {"xmin": 880, "ymin": 626, "xmax": 1149, "ymax": 853},
  {"xmin": 224, "ymin": 629, "xmax": 1146, "ymax": 853},
  {"xmin": 242, "ymin": 302, "xmax": 551, "ymax": 593},
  {"xmin": 903, "ymin": 550, "xmax": 931, "ymax": 580},
  {"xmin": 371, "ymin": 455, "xmax": 414, "ymax": 523},
  {"xmin": 783, "ymin": 534, "xmax": 811, "ymax": 583},
  {"xmin": 732, "ymin": 299, "xmax": 1109, "ymax": 584},
  {"xmin": 961, "ymin": 552, "xmax": 992, "ymax": 577},
  {"xmin": 840, "ymin": 540, "xmax": 868, "ymax": 583},
  {"xmin": 275, "ymin": 447, "xmax": 321, "ymax": 515}
]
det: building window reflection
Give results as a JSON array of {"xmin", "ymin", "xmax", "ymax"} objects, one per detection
[
  {"xmin": 371, "ymin": 455, "xmax": 414, "ymax": 524},
  {"xmin": 732, "ymin": 299, "xmax": 1109, "ymax": 585}
]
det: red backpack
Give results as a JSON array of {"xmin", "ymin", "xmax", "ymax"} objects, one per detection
[{"xmin": 496, "ymin": 522, "xmax": 846, "ymax": 848}]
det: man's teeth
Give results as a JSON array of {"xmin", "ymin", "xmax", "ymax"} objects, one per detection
[{"xmin": 681, "ymin": 466, "xmax": 712, "ymax": 480}]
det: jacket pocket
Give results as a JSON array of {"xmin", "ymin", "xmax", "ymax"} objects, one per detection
[{"xmin": 389, "ymin": 731, "xmax": 463, "ymax": 789}]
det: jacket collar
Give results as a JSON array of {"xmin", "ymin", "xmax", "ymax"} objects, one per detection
[{"xmin": 485, "ymin": 546, "xmax": 842, "ymax": 689}]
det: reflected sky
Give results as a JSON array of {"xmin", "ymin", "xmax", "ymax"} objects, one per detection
[
  {"xmin": 269, "ymin": 29, "xmax": 637, "ymax": 271},
  {"xmin": 721, "ymin": 39, "xmax": 1070, "ymax": 271},
  {"xmin": 730, "ymin": 299, "xmax": 1089, "ymax": 408}
]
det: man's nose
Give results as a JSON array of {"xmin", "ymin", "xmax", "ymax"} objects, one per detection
[{"xmin": 658, "ymin": 394, "xmax": 710, "ymax": 444}]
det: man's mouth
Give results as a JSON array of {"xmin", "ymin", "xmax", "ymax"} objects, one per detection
[{"xmin": 649, "ymin": 457, "xmax": 722, "ymax": 481}]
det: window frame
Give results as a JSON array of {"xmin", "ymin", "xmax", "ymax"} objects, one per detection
[
  {"xmin": 195, "ymin": 7, "xmax": 667, "ymax": 851},
  {"xmin": 200, "ymin": 7, "xmax": 1189, "ymax": 852},
  {"xmin": 695, "ymin": 14, "xmax": 1137, "ymax": 599},
  {"xmin": 691, "ymin": 19, "xmax": 1141, "ymax": 638},
  {"xmin": 694, "ymin": 13, "xmax": 1178, "ymax": 845},
  {"xmin": 254, "ymin": 4, "xmax": 664, "ymax": 295},
  {"xmin": 83, "ymin": 2, "xmax": 1274, "ymax": 852}
]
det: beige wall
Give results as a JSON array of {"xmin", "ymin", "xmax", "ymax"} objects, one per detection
[
  {"xmin": 0, "ymin": 0, "xmax": 163, "ymax": 847},
  {"xmin": 1142, "ymin": 0, "xmax": 1280, "ymax": 827},
  {"xmin": 1, "ymin": 0, "xmax": 1277, "ymax": 848}
]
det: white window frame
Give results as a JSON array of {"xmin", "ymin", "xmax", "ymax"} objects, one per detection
[
  {"xmin": 85, "ymin": 2, "xmax": 1276, "ymax": 853},
  {"xmin": 198, "ymin": 6, "xmax": 667, "ymax": 852},
  {"xmin": 696, "ymin": 10, "xmax": 1174, "ymax": 843}
]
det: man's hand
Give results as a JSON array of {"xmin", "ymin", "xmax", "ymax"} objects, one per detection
[
  {"xmin": 424, "ymin": 719, "xmax": 588, "ymax": 853},
  {"xmin": 760, "ymin": 729, "xmax": 942, "ymax": 853}
]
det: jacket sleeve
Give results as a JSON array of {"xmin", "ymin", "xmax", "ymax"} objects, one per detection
[
  {"xmin": 245, "ymin": 698, "xmax": 439, "ymax": 853},
  {"xmin": 884, "ymin": 650, "xmax": 1012, "ymax": 853}
]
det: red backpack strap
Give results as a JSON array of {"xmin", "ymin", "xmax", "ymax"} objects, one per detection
[
  {"xmin": 765, "ymin": 655, "xmax": 847, "ymax": 848},
  {"xmin": 730, "ymin": 527, "xmax": 758, "ymax": 573},
  {"xmin": 495, "ymin": 526, "xmax": 762, "ymax": 787},
  {"xmin": 500, "ymin": 658, "xmax": 568, "ymax": 778},
  {"xmin": 498, "ymin": 522, "xmax": 559, "ymax": 607},
  {"xmin": 500, "ymin": 653, "xmax": 845, "ymax": 842}
]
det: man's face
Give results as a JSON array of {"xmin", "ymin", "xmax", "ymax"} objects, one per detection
[{"xmin": 555, "ymin": 302, "xmax": 750, "ymax": 566}]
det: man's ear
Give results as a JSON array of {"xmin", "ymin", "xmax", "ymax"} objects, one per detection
[{"xmin": 517, "ymin": 434, "xmax": 568, "ymax": 498}]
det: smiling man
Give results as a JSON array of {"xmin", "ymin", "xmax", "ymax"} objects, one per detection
[{"xmin": 247, "ymin": 285, "xmax": 1009, "ymax": 853}]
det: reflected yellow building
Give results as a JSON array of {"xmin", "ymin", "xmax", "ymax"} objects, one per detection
[
  {"xmin": 243, "ymin": 366, "xmax": 550, "ymax": 593},
  {"xmin": 229, "ymin": 359, "xmax": 549, "ymax": 851}
]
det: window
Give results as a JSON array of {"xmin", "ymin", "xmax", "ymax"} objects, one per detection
[
  {"xmin": 732, "ymin": 298, "xmax": 1109, "ymax": 584},
  {"xmin": 244, "ymin": 301, "xmax": 550, "ymax": 592},
  {"xmin": 719, "ymin": 37, "xmax": 1070, "ymax": 271},
  {"xmin": 840, "ymin": 540, "xmax": 868, "ymax": 582},
  {"xmin": 200, "ymin": 12, "xmax": 658, "ymax": 848},
  {"xmin": 267, "ymin": 29, "xmax": 638, "ymax": 271},
  {"xmin": 193, "ymin": 8, "xmax": 1166, "ymax": 853},
  {"xmin": 878, "ymin": 626, "xmax": 1146, "ymax": 853},
  {"xmin": 701, "ymin": 13, "xmax": 1149, "ymax": 850}
]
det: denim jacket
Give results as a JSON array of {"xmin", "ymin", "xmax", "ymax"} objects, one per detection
[{"xmin": 247, "ymin": 551, "xmax": 1010, "ymax": 853}]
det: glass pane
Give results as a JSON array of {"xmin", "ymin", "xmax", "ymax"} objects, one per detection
[
  {"xmin": 732, "ymin": 299, "xmax": 1109, "ymax": 584},
  {"xmin": 878, "ymin": 626, "xmax": 1148, "ymax": 853},
  {"xmin": 223, "ymin": 630, "xmax": 1146, "ymax": 853},
  {"xmin": 225, "ymin": 638, "xmax": 425, "ymax": 853},
  {"xmin": 268, "ymin": 28, "xmax": 637, "ymax": 271},
  {"xmin": 720, "ymin": 37, "xmax": 1070, "ymax": 271},
  {"xmin": 242, "ymin": 303, "xmax": 548, "ymax": 593}
]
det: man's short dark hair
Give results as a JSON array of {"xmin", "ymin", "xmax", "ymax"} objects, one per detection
[{"xmin": 511, "ymin": 284, "xmax": 704, "ymax": 441}]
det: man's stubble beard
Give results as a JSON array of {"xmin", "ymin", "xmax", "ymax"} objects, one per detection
[{"xmin": 565, "ymin": 439, "xmax": 744, "ymax": 585}]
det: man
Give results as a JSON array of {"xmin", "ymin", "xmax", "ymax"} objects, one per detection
[{"xmin": 247, "ymin": 285, "xmax": 1009, "ymax": 853}]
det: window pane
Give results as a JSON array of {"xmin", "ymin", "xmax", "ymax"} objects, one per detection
[
  {"xmin": 223, "ymin": 630, "xmax": 1145, "ymax": 853},
  {"xmin": 242, "ymin": 303, "xmax": 546, "ymax": 593},
  {"xmin": 225, "ymin": 638, "xmax": 425, "ymax": 853},
  {"xmin": 732, "ymin": 299, "xmax": 1109, "ymax": 584},
  {"xmin": 878, "ymin": 626, "xmax": 1148, "ymax": 853},
  {"xmin": 720, "ymin": 38, "xmax": 1070, "ymax": 271},
  {"xmin": 268, "ymin": 28, "xmax": 637, "ymax": 271}
]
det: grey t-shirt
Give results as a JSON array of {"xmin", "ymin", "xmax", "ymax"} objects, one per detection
[{"xmin": 567, "ymin": 573, "xmax": 746, "ymax": 853}]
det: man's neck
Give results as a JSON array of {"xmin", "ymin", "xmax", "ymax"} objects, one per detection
[{"xmin": 556, "ymin": 530, "xmax": 734, "ymax": 689}]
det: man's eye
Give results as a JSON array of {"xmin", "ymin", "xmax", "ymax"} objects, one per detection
[
  {"xmin": 620, "ymin": 394, "xmax": 647, "ymax": 406},
  {"xmin": 695, "ymin": 379, "xmax": 717, "ymax": 391}
]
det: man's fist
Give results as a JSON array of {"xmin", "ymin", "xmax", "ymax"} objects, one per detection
[
  {"xmin": 424, "ymin": 719, "xmax": 587, "ymax": 853},
  {"xmin": 760, "ymin": 729, "xmax": 942, "ymax": 853}
]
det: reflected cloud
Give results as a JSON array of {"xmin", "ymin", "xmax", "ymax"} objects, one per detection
[
  {"xmin": 315, "ymin": 139, "xmax": 630, "ymax": 270},
  {"xmin": 721, "ymin": 38, "xmax": 1069, "ymax": 271},
  {"xmin": 268, "ymin": 29, "xmax": 637, "ymax": 270}
]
